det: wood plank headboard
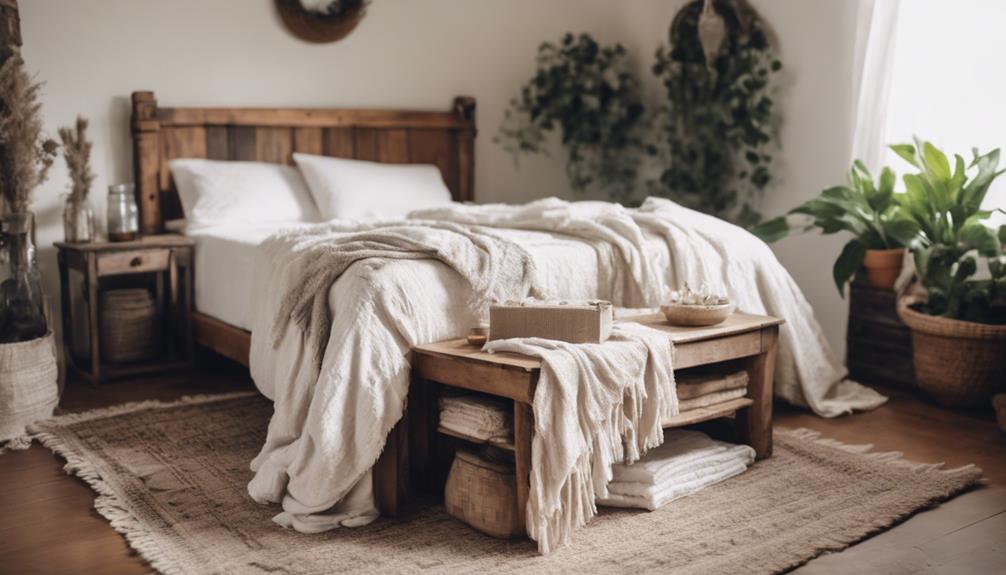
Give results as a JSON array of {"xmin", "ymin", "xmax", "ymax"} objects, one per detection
[{"xmin": 130, "ymin": 91, "xmax": 476, "ymax": 234}]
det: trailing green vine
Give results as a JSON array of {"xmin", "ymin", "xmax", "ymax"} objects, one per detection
[
  {"xmin": 495, "ymin": 33, "xmax": 646, "ymax": 203},
  {"xmin": 649, "ymin": 0, "xmax": 781, "ymax": 226}
]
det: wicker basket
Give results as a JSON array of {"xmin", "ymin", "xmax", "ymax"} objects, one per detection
[
  {"xmin": 0, "ymin": 331, "xmax": 59, "ymax": 442},
  {"xmin": 444, "ymin": 449, "xmax": 522, "ymax": 539},
  {"xmin": 897, "ymin": 296, "xmax": 1006, "ymax": 407},
  {"xmin": 100, "ymin": 288, "xmax": 159, "ymax": 363}
]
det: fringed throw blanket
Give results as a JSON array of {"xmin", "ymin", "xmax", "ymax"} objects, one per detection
[
  {"xmin": 484, "ymin": 322, "xmax": 677, "ymax": 553},
  {"xmin": 247, "ymin": 220, "xmax": 542, "ymax": 532}
]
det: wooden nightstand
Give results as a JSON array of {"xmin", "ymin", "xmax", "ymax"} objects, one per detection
[{"xmin": 55, "ymin": 235, "xmax": 196, "ymax": 385}]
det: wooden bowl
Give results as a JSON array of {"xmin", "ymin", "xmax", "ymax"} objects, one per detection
[
  {"xmin": 466, "ymin": 326, "xmax": 488, "ymax": 347},
  {"xmin": 660, "ymin": 302, "xmax": 735, "ymax": 327}
]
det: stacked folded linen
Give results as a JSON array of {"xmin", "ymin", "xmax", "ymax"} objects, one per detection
[
  {"xmin": 674, "ymin": 368, "xmax": 749, "ymax": 414},
  {"xmin": 439, "ymin": 395, "xmax": 514, "ymax": 445},
  {"xmin": 598, "ymin": 429, "xmax": 755, "ymax": 511}
]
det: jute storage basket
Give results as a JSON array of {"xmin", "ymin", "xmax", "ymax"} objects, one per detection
[
  {"xmin": 897, "ymin": 296, "xmax": 1006, "ymax": 407},
  {"xmin": 100, "ymin": 288, "xmax": 159, "ymax": 363},
  {"xmin": 0, "ymin": 331, "xmax": 59, "ymax": 443},
  {"xmin": 445, "ymin": 448, "xmax": 522, "ymax": 539}
]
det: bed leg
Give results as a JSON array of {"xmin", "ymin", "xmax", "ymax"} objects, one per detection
[{"xmin": 374, "ymin": 414, "xmax": 408, "ymax": 517}]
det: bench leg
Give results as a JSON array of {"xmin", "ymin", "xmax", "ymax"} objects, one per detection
[
  {"xmin": 738, "ymin": 326, "xmax": 777, "ymax": 459},
  {"xmin": 513, "ymin": 401, "xmax": 533, "ymax": 537}
]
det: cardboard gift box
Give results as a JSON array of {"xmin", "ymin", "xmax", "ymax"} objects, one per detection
[{"xmin": 488, "ymin": 300, "xmax": 613, "ymax": 344}]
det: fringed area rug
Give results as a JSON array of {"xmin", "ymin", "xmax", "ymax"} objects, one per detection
[{"xmin": 30, "ymin": 394, "xmax": 981, "ymax": 575}]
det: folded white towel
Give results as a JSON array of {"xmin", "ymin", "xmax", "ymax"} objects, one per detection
[
  {"xmin": 439, "ymin": 396, "xmax": 513, "ymax": 443},
  {"xmin": 598, "ymin": 430, "xmax": 755, "ymax": 510},
  {"xmin": 677, "ymin": 387, "xmax": 748, "ymax": 412},
  {"xmin": 598, "ymin": 459, "xmax": 749, "ymax": 510}
]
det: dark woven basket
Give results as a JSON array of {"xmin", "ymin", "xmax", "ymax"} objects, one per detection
[
  {"xmin": 897, "ymin": 296, "xmax": 1006, "ymax": 407},
  {"xmin": 100, "ymin": 289, "xmax": 159, "ymax": 363},
  {"xmin": 444, "ymin": 449, "xmax": 521, "ymax": 539}
]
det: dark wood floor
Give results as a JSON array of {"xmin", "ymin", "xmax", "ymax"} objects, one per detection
[{"xmin": 1, "ymin": 357, "xmax": 1003, "ymax": 575}]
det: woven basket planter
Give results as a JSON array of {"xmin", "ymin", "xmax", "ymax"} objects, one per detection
[
  {"xmin": 445, "ymin": 449, "xmax": 521, "ymax": 539},
  {"xmin": 897, "ymin": 296, "xmax": 1006, "ymax": 407},
  {"xmin": 100, "ymin": 288, "xmax": 159, "ymax": 363},
  {"xmin": 0, "ymin": 331, "xmax": 59, "ymax": 443}
]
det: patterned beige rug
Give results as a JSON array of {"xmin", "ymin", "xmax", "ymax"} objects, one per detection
[{"xmin": 30, "ymin": 394, "xmax": 981, "ymax": 575}]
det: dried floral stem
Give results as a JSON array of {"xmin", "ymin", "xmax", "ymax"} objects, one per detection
[
  {"xmin": 59, "ymin": 116, "xmax": 94, "ymax": 204},
  {"xmin": 0, "ymin": 55, "xmax": 58, "ymax": 214}
]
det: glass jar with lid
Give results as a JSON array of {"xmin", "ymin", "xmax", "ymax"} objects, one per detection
[{"xmin": 106, "ymin": 183, "xmax": 139, "ymax": 242}]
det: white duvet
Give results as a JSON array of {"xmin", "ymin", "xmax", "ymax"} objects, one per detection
[{"xmin": 246, "ymin": 197, "xmax": 886, "ymax": 535}]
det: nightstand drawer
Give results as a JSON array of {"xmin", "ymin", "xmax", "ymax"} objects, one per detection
[{"xmin": 97, "ymin": 249, "xmax": 171, "ymax": 275}]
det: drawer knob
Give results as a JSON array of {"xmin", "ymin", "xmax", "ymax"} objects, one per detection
[{"xmin": 129, "ymin": 256, "xmax": 143, "ymax": 267}]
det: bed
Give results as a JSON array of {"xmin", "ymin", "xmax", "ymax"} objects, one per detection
[
  {"xmin": 129, "ymin": 91, "xmax": 887, "ymax": 544},
  {"xmin": 130, "ymin": 90, "xmax": 477, "ymax": 513}
]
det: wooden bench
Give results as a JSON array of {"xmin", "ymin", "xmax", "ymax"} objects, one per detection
[{"xmin": 408, "ymin": 312, "xmax": 783, "ymax": 535}]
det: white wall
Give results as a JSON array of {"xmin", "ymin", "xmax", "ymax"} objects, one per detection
[{"xmin": 19, "ymin": 0, "xmax": 859, "ymax": 355}]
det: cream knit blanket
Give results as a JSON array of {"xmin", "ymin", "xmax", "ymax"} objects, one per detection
[
  {"xmin": 271, "ymin": 220, "xmax": 543, "ymax": 360},
  {"xmin": 484, "ymin": 321, "xmax": 677, "ymax": 553}
]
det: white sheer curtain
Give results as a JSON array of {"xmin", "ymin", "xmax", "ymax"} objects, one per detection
[
  {"xmin": 849, "ymin": 0, "xmax": 901, "ymax": 175},
  {"xmin": 853, "ymin": 0, "xmax": 1006, "ymax": 217}
]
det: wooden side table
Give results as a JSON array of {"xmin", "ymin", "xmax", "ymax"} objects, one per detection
[
  {"xmin": 409, "ymin": 312, "xmax": 783, "ymax": 536},
  {"xmin": 55, "ymin": 235, "xmax": 196, "ymax": 385}
]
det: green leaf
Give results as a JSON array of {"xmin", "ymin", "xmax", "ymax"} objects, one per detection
[
  {"xmin": 959, "ymin": 148, "xmax": 1003, "ymax": 212},
  {"xmin": 890, "ymin": 144, "xmax": 919, "ymax": 167},
  {"xmin": 883, "ymin": 218, "xmax": 920, "ymax": 247},
  {"xmin": 833, "ymin": 239, "xmax": 867, "ymax": 297},
  {"xmin": 749, "ymin": 216, "xmax": 790, "ymax": 243},
  {"xmin": 999, "ymin": 224, "xmax": 1006, "ymax": 246},
  {"xmin": 959, "ymin": 223, "xmax": 999, "ymax": 257},
  {"xmin": 922, "ymin": 141, "xmax": 951, "ymax": 181}
]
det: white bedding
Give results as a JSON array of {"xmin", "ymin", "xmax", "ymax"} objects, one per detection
[
  {"xmin": 244, "ymin": 197, "xmax": 887, "ymax": 547},
  {"xmin": 189, "ymin": 222, "xmax": 670, "ymax": 330},
  {"xmin": 189, "ymin": 223, "xmax": 313, "ymax": 330}
]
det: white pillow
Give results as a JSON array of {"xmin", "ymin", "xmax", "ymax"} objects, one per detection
[
  {"xmin": 168, "ymin": 159, "xmax": 320, "ymax": 230},
  {"xmin": 292, "ymin": 153, "xmax": 452, "ymax": 220}
]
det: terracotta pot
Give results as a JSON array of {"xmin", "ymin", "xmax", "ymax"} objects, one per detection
[
  {"xmin": 897, "ymin": 296, "xmax": 1006, "ymax": 408},
  {"xmin": 862, "ymin": 248, "xmax": 905, "ymax": 290}
]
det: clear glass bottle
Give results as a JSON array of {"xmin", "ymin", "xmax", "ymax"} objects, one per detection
[
  {"xmin": 0, "ymin": 212, "xmax": 48, "ymax": 343},
  {"xmin": 107, "ymin": 183, "xmax": 139, "ymax": 242},
  {"xmin": 63, "ymin": 195, "xmax": 95, "ymax": 243}
]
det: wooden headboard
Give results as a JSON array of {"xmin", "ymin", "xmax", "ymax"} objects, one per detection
[{"xmin": 130, "ymin": 91, "xmax": 476, "ymax": 234}]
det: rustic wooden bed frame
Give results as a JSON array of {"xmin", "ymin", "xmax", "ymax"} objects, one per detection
[
  {"xmin": 129, "ymin": 91, "xmax": 477, "ymax": 514},
  {"xmin": 130, "ymin": 91, "xmax": 476, "ymax": 364}
]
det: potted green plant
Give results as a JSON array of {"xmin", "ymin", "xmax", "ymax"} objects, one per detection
[
  {"xmin": 891, "ymin": 139, "xmax": 1006, "ymax": 407},
  {"xmin": 752, "ymin": 160, "xmax": 920, "ymax": 294}
]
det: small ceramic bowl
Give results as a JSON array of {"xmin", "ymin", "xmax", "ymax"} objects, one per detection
[
  {"xmin": 660, "ymin": 302, "xmax": 735, "ymax": 327},
  {"xmin": 466, "ymin": 326, "xmax": 488, "ymax": 347}
]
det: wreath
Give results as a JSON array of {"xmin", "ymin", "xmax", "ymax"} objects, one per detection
[
  {"xmin": 649, "ymin": 0, "xmax": 781, "ymax": 226},
  {"xmin": 275, "ymin": 0, "xmax": 368, "ymax": 44}
]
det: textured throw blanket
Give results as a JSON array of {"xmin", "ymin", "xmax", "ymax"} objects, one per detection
[
  {"xmin": 484, "ymin": 321, "xmax": 677, "ymax": 553},
  {"xmin": 246, "ymin": 197, "xmax": 886, "ymax": 547},
  {"xmin": 418, "ymin": 198, "xmax": 887, "ymax": 417},
  {"xmin": 247, "ymin": 220, "xmax": 542, "ymax": 532}
]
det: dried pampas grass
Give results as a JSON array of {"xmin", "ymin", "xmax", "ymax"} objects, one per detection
[
  {"xmin": 0, "ymin": 55, "xmax": 58, "ymax": 214},
  {"xmin": 59, "ymin": 116, "xmax": 95, "ymax": 203}
]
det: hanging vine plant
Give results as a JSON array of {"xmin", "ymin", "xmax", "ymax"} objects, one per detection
[
  {"xmin": 648, "ymin": 0, "xmax": 781, "ymax": 226},
  {"xmin": 495, "ymin": 33, "xmax": 646, "ymax": 203}
]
